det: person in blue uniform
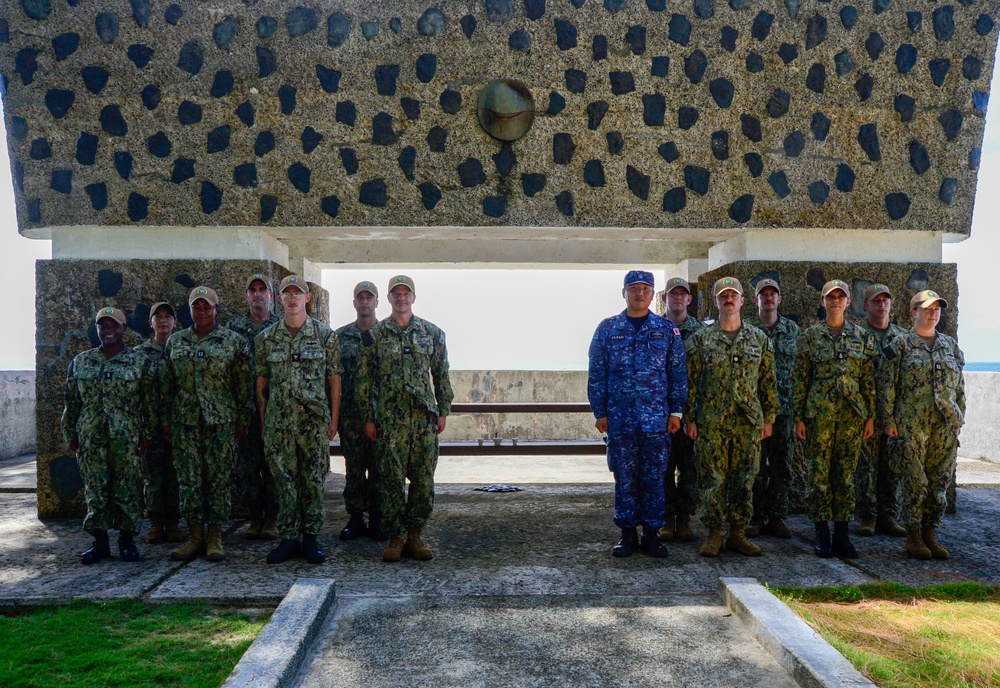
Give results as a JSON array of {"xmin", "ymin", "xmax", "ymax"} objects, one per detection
[{"xmin": 588, "ymin": 270, "xmax": 687, "ymax": 558}]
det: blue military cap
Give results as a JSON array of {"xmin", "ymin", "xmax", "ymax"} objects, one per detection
[{"xmin": 624, "ymin": 270, "xmax": 655, "ymax": 287}]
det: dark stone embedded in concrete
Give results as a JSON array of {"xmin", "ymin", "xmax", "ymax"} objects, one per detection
[
  {"xmin": 778, "ymin": 43, "xmax": 798, "ymax": 63},
  {"xmin": 866, "ymin": 32, "xmax": 885, "ymax": 60},
  {"xmin": 874, "ymin": 0, "xmax": 890, "ymax": 13},
  {"xmin": 255, "ymin": 131, "xmax": 275, "ymax": 157},
  {"xmin": 95, "ymin": 12, "xmax": 119, "ymax": 44},
  {"xmin": 894, "ymin": 94, "xmax": 915, "ymax": 122},
  {"xmin": 693, "ymin": 0, "xmax": 713, "ymax": 19},
  {"xmin": 76, "ymin": 132, "xmax": 98, "ymax": 165},
  {"xmin": 522, "ymin": 173, "xmax": 546, "ymax": 196},
  {"xmin": 207, "ymin": 125, "xmax": 231, "ymax": 153},
  {"xmin": 261, "ymin": 195, "xmax": 278, "ymax": 222},
  {"xmin": 440, "ymin": 89, "xmax": 462, "ymax": 113},
  {"xmin": 741, "ymin": 113, "xmax": 762, "ymax": 141},
  {"xmin": 100, "ymin": 105, "xmax": 128, "ymax": 136},
  {"xmin": 626, "ymin": 164, "xmax": 650, "ymax": 199},
  {"xmin": 15, "ymin": 47, "xmax": 39, "ymax": 85},
  {"xmin": 287, "ymin": 7, "xmax": 317, "ymax": 37},
  {"xmin": 905, "ymin": 268, "xmax": 930, "ymax": 291},
  {"xmin": 288, "ymin": 162, "xmax": 311, "ymax": 192},
  {"xmin": 744, "ymin": 152, "xmax": 764, "ymax": 177},
  {"xmin": 50, "ymin": 169, "xmax": 72, "ymax": 194},
  {"xmin": 547, "ymin": 91, "xmax": 566, "ymax": 115},
  {"xmin": 767, "ymin": 89, "xmax": 790, "ymax": 117},
  {"xmin": 730, "ymin": 0, "xmax": 751, "ymax": 10},
  {"xmin": 685, "ymin": 50, "xmax": 708, "ymax": 82},
  {"xmin": 784, "ymin": 130, "xmax": 805, "ymax": 156},
  {"xmin": 171, "ymin": 157, "xmax": 195, "ymax": 183},
  {"xmin": 85, "ymin": 182, "xmax": 107, "ymax": 210},
  {"xmin": 710, "ymin": 78, "xmax": 735, "ymax": 107},
  {"xmin": 114, "ymin": 151, "xmax": 133, "ymax": 180},
  {"xmin": 811, "ymin": 112, "xmax": 830, "ymax": 140},
  {"xmin": 127, "ymin": 44, "xmax": 154, "ymax": 69},
  {"xmin": 752, "ymin": 11, "xmax": 774, "ymax": 40},
  {"xmin": 939, "ymin": 108, "xmax": 963, "ymax": 140},
  {"xmin": 678, "ymin": 106, "xmax": 698, "ymax": 129},
  {"xmin": 969, "ymin": 147, "xmax": 980, "ymax": 169},
  {"xmin": 711, "ymin": 130, "xmax": 729, "ymax": 160},
  {"xmin": 29, "ymin": 138, "xmax": 51, "ymax": 160},
  {"xmin": 609, "ymin": 71, "xmax": 635, "ymax": 94},
  {"xmin": 233, "ymin": 162, "xmax": 257, "ymax": 188},
  {"xmin": 857, "ymin": 123, "xmax": 881, "ymax": 161},
  {"xmin": 460, "ymin": 14, "xmax": 476, "ymax": 38},
  {"xmin": 427, "ymin": 126, "xmax": 447, "ymax": 152},
  {"xmin": 746, "ymin": 52, "xmax": 765, "ymax": 72},
  {"xmin": 419, "ymin": 182, "xmax": 442, "ymax": 209},
  {"xmin": 933, "ymin": 5, "xmax": 955, "ymax": 40},
  {"xmin": 213, "ymin": 17, "xmax": 239, "ymax": 50},
  {"xmin": 372, "ymin": 112, "xmax": 397, "ymax": 145},
  {"xmin": 147, "ymin": 131, "xmax": 171, "ymax": 158},
  {"xmin": 129, "ymin": 192, "xmax": 148, "ymax": 220},
  {"xmin": 414, "ymin": 54, "xmax": 437, "ymax": 84},
  {"xmin": 767, "ymin": 170, "xmax": 791, "ymax": 197},
  {"xmin": 417, "ymin": 8, "xmax": 445, "ymax": 36},
  {"xmin": 339, "ymin": 147, "xmax": 358, "ymax": 174},
  {"xmin": 10, "ymin": 117, "xmax": 27, "ymax": 140},
  {"xmin": 98, "ymin": 269, "xmax": 123, "ymax": 297},
  {"xmin": 565, "ymin": 69, "xmax": 586, "ymax": 93},
  {"xmin": 336, "ymin": 101, "xmax": 356, "ymax": 126},
  {"xmin": 785, "ymin": 0, "xmax": 803, "ymax": 18},
  {"xmin": 397, "ymin": 146, "xmax": 416, "ymax": 180},
  {"xmin": 82, "ymin": 65, "xmax": 109, "ymax": 94},
  {"xmin": 721, "ymin": 27, "xmax": 737, "ymax": 52},
  {"xmin": 963, "ymin": 55, "xmax": 982, "ymax": 81},
  {"xmin": 975, "ymin": 14, "xmax": 995, "ymax": 36},
  {"xmin": 21, "ymin": 0, "xmax": 52, "ymax": 21},
  {"xmin": 316, "ymin": 65, "xmax": 342, "ymax": 93},
  {"xmin": 885, "ymin": 192, "xmax": 910, "ymax": 220},
  {"xmin": 835, "ymin": 162, "xmax": 855, "ymax": 191},
  {"xmin": 458, "ymin": 158, "xmax": 487, "ymax": 187},
  {"xmin": 211, "ymin": 70, "xmax": 234, "ymax": 98},
  {"xmin": 361, "ymin": 21, "xmax": 378, "ymax": 40},
  {"xmin": 606, "ymin": 131, "xmax": 624, "ymax": 154},
  {"xmin": 555, "ymin": 18, "xmax": 577, "ymax": 50},
  {"xmin": 526, "ymin": 0, "xmax": 546, "ymax": 20},
  {"xmin": 939, "ymin": 177, "xmax": 958, "ymax": 204},
  {"xmin": 626, "ymin": 25, "xmax": 646, "ymax": 55},
  {"xmin": 583, "ymin": 159, "xmax": 605, "ymax": 187},
  {"xmin": 896, "ymin": 44, "xmax": 917, "ymax": 73},
  {"xmin": 659, "ymin": 141, "xmax": 679, "ymax": 163},
  {"xmin": 493, "ymin": 142, "xmax": 516, "ymax": 176},
  {"xmin": 321, "ymin": 194, "xmax": 340, "ymax": 217},
  {"xmin": 805, "ymin": 13, "xmax": 826, "ymax": 49},
  {"xmin": 483, "ymin": 195, "xmax": 507, "ymax": 217},
  {"xmin": 27, "ymin": 199, "xmax": 40, "ymax": 223},
  {"xmin": 328, "ymin": 12, "xmax": 351, "ymax": 46},
  {"xmin": 685, "ymin": 164, "xmax": 710, "ymax": 195},
  {"xmin": 806, "ymin": 62, "xmax": 825, "ymax": 93},
  {"xmin": 141, "ymin": 84, "xmax": 160, "ymax": 110},
  {"xmin": 728, "ymin": 194, "xmax": 754, "ymax": 223},
  {"xmin": 177, "ymin": 41, "xmax": 203, "ymax": 75},
  {"xmin": 907, "ymin": 10, "xmax": 922, "ymax": 32},
  {"xmin": 841, "ymin": 5, "xmax": 859, "ymax": 29},
  {"xmin": 376, "ymin": 65, "xmax": 400, "ymax": 95},
  {"xmin": 555, "ymin": 190, "xmax": 574, "ymax": 216},
  {"xmin": 809, "ymin": 180, "xmax": 829, "ymax": 203},
  {"xmin": 909, "ymin": 139, "xmax": 931, "ymax": 174},
  {"xmin": 177, "ymin": 100, "xmax": 202, "ymax": 125},
  {"xmin": 973, "ymin": 90, "xmax": 989, "ymax": 115},
  {"xmin": 45, "ymin": 89, "xmax": 75, "ymax": 119},
  {"xmin": 52, "ymin": 33, "xmax": 80, "ymax": 61},
  {"xmin": 662, "ymin": 186, "xmax": 686, "ymax": 212},
  {"xmin": 854, "ymin": 73, "xmax": 873, "ymax": 101},
  {"xmin": 593, "ymin": 35, "xmax": 607, "ymax": 60},
  {"xmin": 401, "ymin": 98, "xmax": 421, "ymax": 120},
  {"xmin": 486, "ymin": 0, "xmax": 512, "ymax": 21},
  {"xmin": 236, "ymin": 100, "xmax": 255, "ymax": 125},
  {"xmin": 257, "ymin": 16, "xmax": 277, "ymax": 38},
  {"xmin": 359, "ymin": 178, "xmax": 388, "ymax": 207},
  {"xmin": 835, "ymin": 50, "xmax": 854, "ymax": 76},
  {"xmin": 642, "ymin": 94, "xmax": 665, "ymax": 125},
  {"xmin": 257, "ymin": 47, "xmax": 277, "ymax": 77},
  {"xmin": 279, "ymin": 84, "xmax": 297, "ymax": 114},
  {"xmin": 302, "ymin": 126, "xmax": 323, "ymax": 154},
  {"xmin": 553, "ymin": 133, "xmax": 576, "ymax": 164}
]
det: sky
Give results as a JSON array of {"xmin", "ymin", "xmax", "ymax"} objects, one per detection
[{"xmin": 1, "ymin": 45, "xmax": 998, "ymax": 370}]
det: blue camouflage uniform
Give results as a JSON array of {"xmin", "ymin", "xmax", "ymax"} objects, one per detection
[{"xmin": 588, "ymin": 312, "xmax": 687, "ymax": 531}]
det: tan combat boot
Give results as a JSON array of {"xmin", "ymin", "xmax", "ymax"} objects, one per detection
[
  {"xmin": 858, "ymin": 518, "xmax": 876, "ymax": 536},
  {"xmin": 259, "ymin": 516, "xmax": 279, "ymax": 541},
  {"xmin": 382, "ymin": 534, "xmax": 405, "ymax": 562},
  {"xmin": 726, "ymin": 524, "xmax": 762, "ymax": 556},
  {"xmin": 164, "ymin": 513, "xmax": 185, "ymax": 543},
  {"xmin": 658, "ymin": 515, "xmax": 675, "ymax": 542},
  {"xmin": 921, "ymin": 525, "xmax": 949, "ymax": 560},
  {"xmin": 699, "ymin": 527, "xmax": 724, "ymax": 558},
  {"xmin": 205, "ymin": 524, "xmax": 226, "ymax": 562},
  {"xmin": 675, "ymin": 513, "xmax": 696, "ymax": 542},
  {"xmin": 905, "ymin": 529, "xmax": 932, "ymax": 560},
  {"xmin": 404, "ymin": 528, "xmax": 433, "ymax": 561},
  {"xmin": 170, "ymin": 522, "xmax": 205, "ymax": 561},
  {"xmin": 241, "ymin": 515, "xmax": 263, "ymax": 540},
  {"xmin": 744, "ymin": 517, "xmax": 765, "ymax": 538},
  {"xmin": 876, "ymin": 514, "xmax": 907, "ymax": 537},
  {"xmin": 144, "ymin": 514, "xmax": 165, "ymax": 544}
]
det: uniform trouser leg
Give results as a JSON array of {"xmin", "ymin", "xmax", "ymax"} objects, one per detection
[
  {"xmin": 341, "ymin": 420, "xmax": 380, "ymax": 514},
  {"xmin": 265, "ymin": 418, "xmax": 328, "ymax": 539},
  {"xmin": 609, "ymin": 431, "xmax": 668, "ymax": 530},
  {"xmin": 378, "ymin": 410, "xmax": 438, "ymax": 536},
  {"xmin": 173, "ymin": 420, "xmax": 236, "ymax": 525},
  {"xmin": 854, "ymin": 430, "xmax": 901, "ymax": 521},
  {"xmin": 806, "ymin": 418, "xmax": 863, "ymax": 522},
  {"xmin": 697, "ymin": 421, "xmax": 760, "ymax": 528},
  {"xmin": 898, "ymin": 425, "xmax": 959, "ymax": 530},
  {"xmin": 665, "ymin": 428, "xmax": 699, "ymax": 516},
  {"xmin": 142, "ymin": 438, "xmax": 179, "ymax": 517},
  {"xmin": 79, "ymin": 433, "xmax": 143, "ymax": 534},
  {"xmin": 752, "ymin": 415, "xmax": 792, "ymax": 519},
  {"xmin": 875, "ymin": 434, "xmax": 901, "ymax": 519},
  {"xmin": 235, "ymin": 412, "xmax": 278, "ymax": 518}
]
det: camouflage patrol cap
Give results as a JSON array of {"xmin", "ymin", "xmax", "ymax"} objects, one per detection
[
  {"xmin": 910, "ymin": 290, "xmax": 948, "ymax": 310},
  {"xmin": 624, "ymin": 270, "xmax": 655, "ymax": 287},
  {"xmin": 149, "ymin": 302, "xmax": 176, "ymax": 319},
  {"xmin": 712, "ymin": 276, "xmax": 743, "ymax": 297},
  {"xmin": 279, "ymin": 275, "xmax": 308, "ymax": 294},
  {"xmin": 354, "ymin": 281, "xmax": 378, "ymax": 298},
  {"xmin": 665, "ymin": 277, "xmax": 691, "ymax": 294},
  {"xmin": 754, "ymin": 278, "xmax": 781, "ymax": 297},
  {"xmin": 95, "ymin": 306, "xmax": 126, "ymax": 325},
  {"xmin": 820, "ymin": 279, "xmax": 849, "ymax": 298},
  {"xmin": 189, "ymin": 286, "xmax": 219, "ymax": 307},
  {"xmin": 388, "ymin": 275, "xmax": 416, "ymax": 294},
  {"xmin": 245, "ymin": 273, "xmax": 272, "ymax": 291},
  {"xmin": 863, "ymin": 283, "xmax": 892, "ymax": 302}
]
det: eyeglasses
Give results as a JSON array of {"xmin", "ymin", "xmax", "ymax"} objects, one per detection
[{"xmin": 280, "ymin": 291, "xmax": 306, "ymax": 299}]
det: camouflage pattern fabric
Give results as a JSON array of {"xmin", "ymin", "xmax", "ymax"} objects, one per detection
[
  {"xmin": 664, "ymin": 315, "xmax": 705, "ymax": 517},
  {"xmin": 883, "ymin": 330, "xmax": 966, "ymax": 529},
  {"xmin": 172, "ymin": 420, "xmax": 236, "ymax": 524},
  {"xmin": 802, "ymin": 410, "xmax": 864, "ymax": 522},
  {"xmin": 335, "ymin": 322, "xmax": 381, "ymax": 514},
  {"xmin": 78, "ymin": 435, "xmax": 144, "ymax": 533},
  {"xmin": 608, "ymin": 432, "xmax": 669, "ymax": 530},
  {"xmin": 134, "ymin": 340, "xmax": 179, "ymax": 517},
  {"xmin": 745, "ymin": 315, "xmax": 800, "ymax": 416},
  {"xmin": 264, "ymin": 419, "xmax": 329, "ymax": 538},
  {"xmin": 376, "ymin": 406, "xmax": 439, "ymax": 534},
  {"xmin": 226, "ymin": 313, "xmax": 280, "ymax": 347},
  {"xmin": 677, "ymin": 316, "xmax": 705, "ymax": 343},
  {"xmin": 684, "ymin": 323, "xmax": 778, "ymax": 527}
]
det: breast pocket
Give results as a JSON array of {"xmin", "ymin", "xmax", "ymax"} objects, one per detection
[{"xmin": 300, "ymin": 349, "xmax": 326, "ymax": 379}]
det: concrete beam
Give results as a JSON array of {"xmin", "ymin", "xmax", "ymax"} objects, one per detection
[{"xmin": 48, "ymin": 227, "xmax": 290, "ymax": 265}]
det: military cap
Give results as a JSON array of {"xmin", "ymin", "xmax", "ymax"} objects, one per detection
[
  {"xmin": 354, "ymin": 280, "xmax": 378, "ymax": 298},
  {"xmin": 189, "ymin": 286, "xmax": 219, "ymax": 307},
  {"xmin": 624, "ymin": 270, "xmax": 655, "ymax": 287},
  {"xmin": 754, "ymin": 278, "xmax": 781, "ymax": 297},
  {"xmin": 95, "ymin": 306, "xmax": 126, "ymax": 325},
  {"xmin": 910, "ymin": 290, "xmax": 948, "ymax": 310},
  {"xmin": 279, "ymin": 275, "xmax": 308, "ymax": 294},
  {"xmin": 712, "ymin": 276, "xmax": 743, "ymax": 297},
  {"xmin": 388, "ymin": 275, "xmax": 416, "ymax": 294},
  {"xmin": 820, "ymin": 279, "xmax": 849, "ymax": 298},
  {"xmin": 863, "ymin": 283, "xmax": 892, "ymax": 302},
  {"xmin": 149, "ymin": 301, "xmax": 176, "ymax": 318},
  {"xmin": 245, "ymin": 273, "xmax": 273, "ymax": 291},
  {"xmin": 665, "ymin": 277, "xmax": 692, "ymax": 294}
]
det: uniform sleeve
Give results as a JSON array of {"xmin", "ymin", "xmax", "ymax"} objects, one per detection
[
  {"xmin": 955, "ymin": 342, "xmax": 966, "ymax": 423},
  {"xmin": 790, "ymin": 331, "xmax": 811, "ymax": 420},
  {"xmin": 161, "ymin": 339, "xmax": 176, "ymax": 428},
  {"xmin": 254, "ymin": 331, "xmax": 270, "ymax": 381},
  {"xmin": 666, "ymin": 325, "xmax": 687, "ymax": 416},
  {"xmin": 326, "ymin": 329, "xmax": 344, "ymax": 378},
  {"xmin": 860, "ymin": 333, "xmax": 877, "ymax": 419},
  {"xmin": 60, "ymin": 358, "xmax": 81, "ymax": 446},
  {"xmin": 431, "ymin": 329, "xmax": 454, "ymax": 417},
  {"xmin": 881, "ymin": 336, "xmax": 902, "ymax": 427},
  {"xmin": 357, "ymin": 330, "xmax": 376, "ymax": 425},
  {"xmin": 683, "ymin": 331, "xmax": 703, "ymax": 420},
  {"xmin": 139, "ymin": 357, "xmax": 157, "ymax": 441},
  {"xmin": 758, "ymin": 336, "xmax": 779, "ymax": 425},
  {"xmin": 586, "ymin": 322, "xmax": 608, "ymax": 419},
  {"xmin": 232, "ymin": 336, "xmax": 253, "ymax": 424}
]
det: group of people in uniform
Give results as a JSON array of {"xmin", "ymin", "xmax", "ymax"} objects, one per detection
[
  {"xmin": 61, "ymin": 273, "xmax": 452, "ymax": 566},
  {"xmin": 589, "ymin": 271, "xmax": 965, "ymax": 562}
]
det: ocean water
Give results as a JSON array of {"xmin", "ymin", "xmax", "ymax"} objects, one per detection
[{"xmin": 965, "ymin": 362, "xmax": 1000, "ymax": 372}]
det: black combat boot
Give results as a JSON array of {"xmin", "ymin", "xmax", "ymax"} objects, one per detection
[
  {"xmin": 814, "ymin": 522, "xmax": 832, "ymax": 558},
  {"xmin": 639, "ymin": 527, "xmax": 669, "ymax": 558},
  {"xmin": 301, "ymin": 534, "xmax": 326, "ymax": 564},
  {"xmin": 118, "ymin": 531, "xmax": 140, "ymax": 562},
  {"xmin": 832, "ymin": 521, "xmax": 860, "ymax": 558},
  {"xmin": 612, "ymin": 527, "xmax": 639, "ymax": 557},
  {"xmin": 339, "ymin": 512, "xmax": 367, "ymax": 541},
  {"xmin": 367, "ymin": 512, "xmax": 389, "ymax": 541},
  {"xmin": 266, "ymin": 538, "xmax": 301, "ymax": 564},
  {"xmin": 81, "ymin": 530, "xmax": 111, "ymax": 565}
]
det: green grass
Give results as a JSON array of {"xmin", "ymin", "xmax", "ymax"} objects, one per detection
[
  {"xmin": 772, "ymin": 582, "xmax": 1000, "ymax": 688},
  {"xmin": 0, "ymin": 599, "xmax": 269, "ymax": 688}
]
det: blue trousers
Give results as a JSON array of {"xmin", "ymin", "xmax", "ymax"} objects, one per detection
[{"xmin": 608, "ymin": 431, "xmax": 668, "ymax": 530}]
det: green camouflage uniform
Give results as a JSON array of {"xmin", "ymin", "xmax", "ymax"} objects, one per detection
[
  {"xmin": 745, "ymin": 315, "xmax": 800, "ymax": 520},
  {"xmin": 226, "ymin": 313, "xmax": 281, "ymax": 520},
  {"xmin": 854, "ymin": 320, "xmax": 907, "ymax": 523},
  {"xmin": 791, "ymin": 321, "xmax": 876, "ymax": 522},
  {"xmin": 256, "ymin": 317, "xmax": 342, "ymax": 539},
  {"xmin": 882, "ymin": 330, "xmax": 965, "ymax": 529},
  {"xmin": 335, "ymin": 321, "xmax": 380, "ymax": 515},
  {"xmin": 133, "ymin": 339, "xmax": 179, "ymax": 519},
  {"xmin": 162, "ymin": 326, "xmax": 252, "ymax": 525},
  {"xmin": 61, "ymin": 347, "xmax": 155, "ymax": 534},
  {"xmin": 666, "ymin": 316, "xmax": 705, "ymax": 517},
  {"xmin": 358, "ymin": 316, "xmax": 454, "ymax": 537},
  {"xmin": 684, "ymin": 323, "xmax": 779, "ymax": 528}
]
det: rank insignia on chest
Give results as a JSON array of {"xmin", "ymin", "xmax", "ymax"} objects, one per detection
[
  {"xmin": 837, "ymin": 352, "xmax": 846, "ymax": 360},
  {"xmin": 935, "ymin": 363, "xmax": 942, "ymax": 370},
  {"xmin": 292, "ymin": 353, "xmax": 301, "ymax": 362},
  {"xmin": 197, "ymin": 351, "xmax": 206, "ymax": 359},
  {"xmin": 403, "ymin": 346, "xmax": 412, "ymax": 354},
  {"xmin": 104, "ymin": 371, "xmax": 113, "ymax": 380}
]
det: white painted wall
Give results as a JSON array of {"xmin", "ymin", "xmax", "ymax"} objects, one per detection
[{"xmin": 0, "ymin": 372, "xmax": 36, "ymax": 460}]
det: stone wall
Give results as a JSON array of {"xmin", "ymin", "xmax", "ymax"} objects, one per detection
[
  {"xmin": 0, "ymin": 371, "xmax": 36, "ymax": 460},
  {"xmin": 2, "ymin": 0, "xmax": 996, "ymax": 231},
  {"xmin": 960, "ymin": 372, "xmax": 1000, "ymax": 464}
]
